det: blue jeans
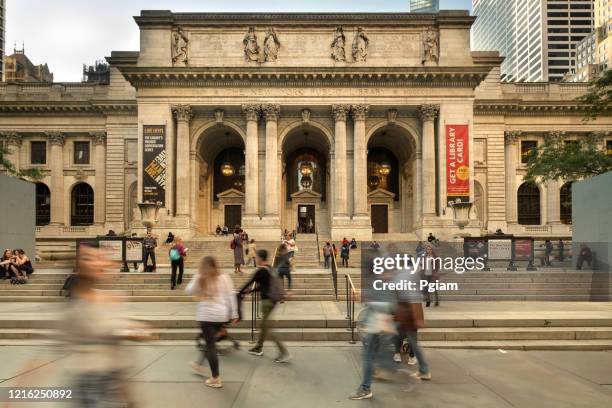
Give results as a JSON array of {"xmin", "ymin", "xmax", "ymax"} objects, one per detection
[
  {"xmin": 360, "ymin": 333, "xmax": 397, "ymax": 391},
  {"xmin": 405, "ymin": 330, "xmax": 429, "ymax": 374},
  {"xmin": 324, "ymin": 255, "xmax": 331, "ymax": 268}
]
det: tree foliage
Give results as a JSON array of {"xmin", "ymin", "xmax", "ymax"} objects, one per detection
[
  {"xmin": 578, "ymin": 69, "xmax": 612, "ymax": 121},
  {"xmin": 524, "ymin": 134, "xmax": 612, "ymax": 183},
  {"xmin": 0, "ymin": 144, "xmax": 44, "ymax": 180}
]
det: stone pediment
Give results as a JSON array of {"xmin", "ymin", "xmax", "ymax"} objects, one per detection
[
  {"xmin": 291, "ymin": 189, "xmax": 322, "ymax": 199},
  {"xmin": 217, "ymin": 188, "xmax": 245, "ymax": 199},
  {"xmin": 368, "ymin": 188, "xmax": 396, "ymax": 199}
]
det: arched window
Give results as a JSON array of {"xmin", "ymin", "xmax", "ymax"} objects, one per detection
[
  {"xmin": 35, "ymin": 183, "xmax": 51, "ymax": 226},
  {"xmin": 71, "ymin": 183, "xmax": 94, "ymax": 226},
  {"xmin": 560, "ymin": 182, "xmax": 573, "ymax": 225},
  {"xmin": 517, "ymin": 183, "xmax": 541, "ymax": 225}
]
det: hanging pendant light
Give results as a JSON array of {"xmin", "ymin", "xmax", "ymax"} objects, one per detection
[
  {"xmin": 377, "ymin": 132, "xmax": 392, "ymax": 176},
  {"xmin": 220, "ymin": 132, "xmax": 235, "ymax": 177},
  {"xmin": 300, "ymin": 161, "xmax": 314, "ymax": 176}
]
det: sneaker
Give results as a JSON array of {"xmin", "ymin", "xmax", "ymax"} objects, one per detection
[
  {"xmin": 349, "ymin": 388, "xmax": 373, "ymax": 400},
  {"xmin": 393, "ymin": 353, "xmax": 402, "ymax": 363},
  {"xmin": 273, "ymin": 352, "xmax": 292, "ymax": 363},
  {"xmin": 434, "ymin": 301, "xmax": 439, "ymax": 307},
  {"xmin": 205, "ymin": 378, "xmax": 223, "ymax": 388},
  {"xmin": 189, "ymin": 361, "xmax": 206, "ymax": 377},
  {"xmin": 411, "ymin": 371, "xmax": 432, "ymax": 381},
  {"xmin": 248, "ymin": 347, "xmax": 264, "ymax": 356},
  {"xmin": 407, "ymin": 356, "xmax": 417, "ymax": 366}
]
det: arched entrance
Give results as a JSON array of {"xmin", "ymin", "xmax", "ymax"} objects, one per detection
[
  {"xmin": 366, "ymin": 125, "xmax": 418, "ymax": 234},
  {"xmin": 194, "ymin": 126, "xmax": 245, "ymax": 234},
  {"xmin": 281, "ymin": 124, "xmax": 331, "ymax": 235}
]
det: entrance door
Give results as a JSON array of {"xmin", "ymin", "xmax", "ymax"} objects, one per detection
[
  {"xmin": 371, "ymin": 205, "xmax": 388, "ymax": 233},
  {"xmin": 224, "ymin": 205, "xmax": 242, "ymax": 229},
  {"xmin": 298, "ymin": 205, "xmax": 316, "ymax": 233}
]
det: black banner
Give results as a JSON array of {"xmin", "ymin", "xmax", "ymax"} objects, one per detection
[{"xmin": 143, "ymin": 125, "xmax": 166, "ymax": 205}]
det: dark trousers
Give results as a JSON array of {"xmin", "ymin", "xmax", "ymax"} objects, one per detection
[
  {"xmin": 577, "ymin": 255, "xmax": 592, "ymax": 269},
  {"xmin": 324, "ymin": 255, "xmax": 331, "ymax": 268},
  {"xmin": 256, "ymin": 299, "xmax": 287, "ymax": 354},
  {"xmin": 143, "ymin": 249, "xmax": 156, "ymax": 271},
  {"xmin": 171, "ymin": 259, "xmax": 184, "ymax": 288},
  {"xmin": 278, "ymin": 268, "xmax": 292, "ymax": 290},
  {"xmin": 198, "ymin": 322, "xmax": 223, "ymax": 378}
]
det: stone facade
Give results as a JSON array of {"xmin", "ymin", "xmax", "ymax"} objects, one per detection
[{"xmin": 1, "ymin": 10, "xmax": 611, "ymax": 243}]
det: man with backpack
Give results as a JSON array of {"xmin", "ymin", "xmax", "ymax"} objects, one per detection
[{"xmin": 238, "ymin": 249, "xmax": 291, "ymax": 363}]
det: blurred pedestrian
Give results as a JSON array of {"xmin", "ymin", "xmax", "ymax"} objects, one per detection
[
  {"xmin": 169, "ymin": 237, "xmax": 187, "ymax": 290},
  {"xmin": 247, "ymin": 239, "xmax": 257, "ymax": 267},
  {"xmin": 277, "ymin": 244, "xmax": 292, "ymax": 295}
]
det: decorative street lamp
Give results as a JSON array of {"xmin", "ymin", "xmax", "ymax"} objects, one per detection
[
  {"xmin": 138, "ymin": 201, "xmax": 162, "ymax": 229},
  {"xmin": 450, "ymin": 200, "xmax": 473, "ymax": 229}
]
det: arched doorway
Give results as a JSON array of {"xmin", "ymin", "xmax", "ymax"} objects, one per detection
[
  {"xmin": 281, "ymin": 125, "xmax": 331, "ymax": 235},
  {"xmin": 195, "ymin": 127, "xmax": 245, "ymax": 234},
  {"xmin": 367, "ymin": 126, "xmax": 418, "ymax": 234},
  {"xmin": 560, "ymin": 182, "xmax": 573, "ymax": 225},
  {"xmin": 517, "ymin": 183, "xmax": 541, "ymax": 225},
  {"xmin": 35, "ymin": 183, "xmax": 51, "ymax": 226},
  {"xmin": 71, "ymin": 182, "xmax": 94, "ymax": 226}
]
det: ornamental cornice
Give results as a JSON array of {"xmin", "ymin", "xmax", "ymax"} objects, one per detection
[
  {"xmin": 474, "ymin": 100, "xmax": 591, "ymax": 116},
  {"xmin": 0, "ymin": 101, "xmax": 137, "ymax": 116}
]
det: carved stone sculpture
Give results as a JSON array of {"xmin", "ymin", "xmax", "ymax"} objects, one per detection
[
  {"xmin": 504, "ymin": 131, "xmax": 522, "ymax": 145},
  {"xmin": 301, "ymin": 109, "xmax": 312, "ymax": 123},
  {"xmin": 90, "ymin": 131, "xmax": 107, "ymax": 145},
  {"xmin": 171, "ymin": 27, "xmax": 189, "ymax": 66},
  {"xmin": 422, "ymin": 27, "xmax": 439, "ymax": 65},
  {"xmin": 331, "ymin": 26, "xmax": 346, "ymax": 62},
  {"xmin": 419, "ymin": 104, "xmax": 439, "ymax": 122},
  {"xmin": 243, "ymin": 27, "xmax": 260, "ymax": 63},
  {"xmin": 263, "ymin": 28, "xmax": 281, "ymax": 62},
  {"xmin": 214, "ymin": 109, "xmax": 225, "ymax": 123},
  {"xmin": 352, "ymin": 27, "xmax": 369, "ymax": 62}
]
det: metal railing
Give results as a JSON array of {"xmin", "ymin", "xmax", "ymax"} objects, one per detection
[
  {"xmin": 331, "ymin": 252, "xmax": 339, "ymax": 300},
  {"xmin": 315, "ymin": 225, "xmax": 321, "ymax": 266},
  {"xmin": 344, "ymin": 274, "xmax": 358, "ymax": 344}
]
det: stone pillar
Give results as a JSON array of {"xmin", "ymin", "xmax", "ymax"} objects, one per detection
[
  {"xmin": 172, "ymin": 105, "xmax": 192, "ymax": 217},
  {"xmin": 504, "ymin": 131, "xmax": 520, "ymax": 224},
  {"xmin": 262, "ymin": 104, "xmax": 280, "ymax": 220},
  {"xmin": 332, "ymin": 105, "xmax": 349, "ymax": 218},
  {"xmin": 546, "ymin": 180, "xmax": 561, "ymax": 226},
  {"xmin": 47, "ymin": 132, "xmax": 65, "ymax": 225},
  {"xmin": 242, "ymin": 105, "xmax": 260, "ymax": 217},
  {"xmin": 352, "ymin": 104, "xmax": 369, "ymax": 217},
  {"xmin": 92, "ymin": 132, "xmax": 107, "ymax": 225},
  {"xmin": 419, "ymin": 104, "xmax": 439, "ymax": 217},
  {"xmin": 2, "ymin": 132, "xmax": 22, "ymax": 170}
]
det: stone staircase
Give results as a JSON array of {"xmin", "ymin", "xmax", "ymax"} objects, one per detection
[{"xmin": 292, "ymin": 235, "xmax": 322, "ymax": 268}]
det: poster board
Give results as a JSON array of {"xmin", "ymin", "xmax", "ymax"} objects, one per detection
[
  {"xmin": 125, "ymin": 238, "xmax": 144, "ymax": 263},
  {"xmin": 487, "ymin": 239, "xmax": 513, "ymax": 261}
]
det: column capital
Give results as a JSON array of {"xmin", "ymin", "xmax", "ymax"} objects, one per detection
[
  {"xmin": 351, "ymin": 104, "xmax": 370, "ymax": 121},
  {"xmin": 46, "ymin": 131, "xmax": 66, "ymax": 146},
  {"xmin": 332, "ymin": 104, "xmax": 350, "ymax": 122},
  {"xmin": 0, "ymin": 132, "xmax": 22, "ymax": 146},
  {"xmin": 172, "ymin": 105, "xmax": 193, "ymax": 123},
  {"xmin": 418, "ymin": 104, "xmax": 439, "ymax": 122},
  {"xmin": 242, "ymin": 104, "xmax": 261, "ymax": 122},
  {"xmin": 504, "ymin": 130, "xmax": 521, "ymax": 145},
  {"xmin": 262, "ymin": 104, "xmax": 280, "ymax": 122},
  {"xmin": 90, "ymin": 131, "xmax": 107, "ymax": 146},
  {"xmin": 545, "ymin": 130, "xmax": 566, "ymax": 143}
]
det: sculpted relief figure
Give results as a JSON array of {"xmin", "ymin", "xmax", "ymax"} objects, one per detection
[
  {"xmin": 422, "ymin": 27, "xmax": 440, "ymax": 65},
  {"xmin": 243, "ymin": 27, "xmax": 260, "ymax": 62},
  {"xmin": 171, "ymin": 27, "xmax": 189, "ymax": 66},
  {"xmin": 263, "ymin": 28, "xmax": 281, "ymax": 62},
  {"xmin": 352, "ymin": 27, "xmax": 369, "ymax": 62},
  {"xmin": 331, "ymin": 26, "xmax": 346, "ymax": 62}
]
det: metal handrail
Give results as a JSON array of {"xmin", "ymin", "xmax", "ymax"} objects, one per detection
[
  {"xmin": 331, "ymin": 251, "xmax": 339, "ymax": 300},
  {"xmin": 315, "ymin": 225, "xmax": 321, "ymax": 265},
  {"xmin": 250, "ymin": 281, "xmax": 259, "ymax": 343},
  {"xmin": 345, "ymin": 274, "xmax": 358, "ymax": 344}
]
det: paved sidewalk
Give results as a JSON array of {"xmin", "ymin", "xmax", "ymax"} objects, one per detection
[{"xmin": 0, "ymin": 345, "xmax": 611, "ymax": 407}]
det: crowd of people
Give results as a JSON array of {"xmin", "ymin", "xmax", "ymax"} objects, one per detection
[{"xmin": 0, "ymin": 248, "xmax": 34, "ymax": 284}]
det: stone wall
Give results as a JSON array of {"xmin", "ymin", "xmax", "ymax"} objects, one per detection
[{"xmin": 0, "ymin": 174, "xmax": 35, "ymax": 260}]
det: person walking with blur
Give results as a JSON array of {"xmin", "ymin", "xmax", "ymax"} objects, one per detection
[
  {"xmin": 186, "ymin": 256, "xmax": 238, "ymax": 389},
  {"xmin": 422, "ymin": 245, "xmax": 439, "ymax": 307},
  {"xmin": 239, "ymin": 249, "xmax": 291, "ymax": 362},
  {"xmin": 247, "ymin": 239, "xmax": 257, "ymax": 268},
  {"xmin": 169, "ymin": 237, "xmax": 187, "ymax": 290},
  {"xmin": 276, "ymin": 244, "xmax": 293, "ymax": 297}
]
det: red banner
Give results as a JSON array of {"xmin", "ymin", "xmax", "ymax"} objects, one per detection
[{"xmin": 446, "ymin": 124, "xmax": 470, "ymax": 203}]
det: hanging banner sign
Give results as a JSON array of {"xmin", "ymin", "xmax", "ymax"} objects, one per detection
[
  {"xmin": 143, "ymin": 125, "xmax": 166, "ymax": 206},
  {"xmin": 446, "ymin": 124, "xmax": 470, "ymax": 204}
]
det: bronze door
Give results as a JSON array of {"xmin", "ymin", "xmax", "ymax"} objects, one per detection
[
  {"xmin": 371, "ymin": 205, "xmax": 388, "ymax": 233},
  {"xmin": 225, "ymin": 205, "xmax": 242, "ymax": 229}
]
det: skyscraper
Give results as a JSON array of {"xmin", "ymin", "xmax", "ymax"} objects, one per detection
[
  {"xmin": 472, "ymin": 0, "xmax": 594, "ymax": 82},
  {"xmin": 0, "ymin": 0, "xmax": 5, "ymax": 80},
  {"xmin": 410, "ymin": 0, "xmax": 440, "ymax": 13}
]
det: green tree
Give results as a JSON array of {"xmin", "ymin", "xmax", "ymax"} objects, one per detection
[
  {"xmin": 524, "ymin": 133, "xmax": 612, "ymax": 183},
  {"xmin": 0, "ymin": 143, "xmax": 44, "ymax": 180},
  {"xmin": 578, "ymin": 69, "xmax": 612, "ymax": 121}
]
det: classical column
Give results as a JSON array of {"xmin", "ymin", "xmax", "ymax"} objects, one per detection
[
  {"xmin": 47, "ymin": 132, "xmax": 65, "ymax": 225},
  {"xmin": 332, "ymin": 105, "xmax": 350, "ymax": 218},
  {"xmin": 172, "ymin": 105, "xmax": 192, "ymax": 216},
  {"xmin": 504, "ymin": 131, "xmax": 520, "ymax": 224},
  {"xmin": 91, "ymin": 132, "xmax": 107, "ymax": 225},
  {"xmin": 545, "ymin": 132, "xmax": 563, "ymax": 225},
  {"xmin": 242, "ymin": 105, "xmax": 260, "ymax": 217},
  {"xmin": 419, "ymin": 104, "xmax": 439, "ymax": 216},
  {"xmin": 352, "ymin": 105, "xmax": 369, "ymax": 217},
  {"xmin": 1, "ymin": 132, "xmax": 22, "ymax": 170},
  {"xmin": 262, "ymin": 104, "xmax": 280, "ymax": 219}
]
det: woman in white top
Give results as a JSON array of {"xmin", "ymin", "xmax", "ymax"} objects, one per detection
[{"xmin": 186, "ymin": 256, "xmax": 238, "ymax": 389}]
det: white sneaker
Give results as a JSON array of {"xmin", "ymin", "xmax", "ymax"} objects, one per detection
[
  {"xmin": 410, "ymin": 371, "xmax": 432, "ymax": 381},
  {"xmin": 205, "ymin": 377, "xmax": 223, "ymax": 388},
  {"xmin": 407, "ymin": 356, "xmax": 417, "ymax": 366},
  {"xmin": 393, "ymin": 353, "xmax": 402, "ymax": 363},
  {"xmin": 189, "ymin": 361, "xmax": 206, "ymax": 377}
]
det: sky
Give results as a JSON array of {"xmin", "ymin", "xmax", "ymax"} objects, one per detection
[{"xmin": 6, "ymin": 0, "xmax": 473, "ymax": 82}]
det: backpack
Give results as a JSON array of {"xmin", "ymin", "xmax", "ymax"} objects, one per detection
[
  {"xmin": 266, "ymin": 266, "xmax": 286, "ymax": 303},
  {"xmin": 169, "ymin": 247, "xmax": 181, "ymax": 261}
]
